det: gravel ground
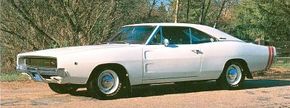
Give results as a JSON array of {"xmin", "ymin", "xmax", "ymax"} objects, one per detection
[{"xmin": 1, "ymin": 78, "xmax": 290, "ymax": 108}]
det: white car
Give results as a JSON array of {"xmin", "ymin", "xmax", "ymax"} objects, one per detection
[{"xmin": 16, "ymin": 23, "xmax": 276, "ymax": 99}]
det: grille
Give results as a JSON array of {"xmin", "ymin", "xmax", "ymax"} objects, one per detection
[{"xmin": 25, "ymin": 57, "xmax": 57, "ymax": 68}]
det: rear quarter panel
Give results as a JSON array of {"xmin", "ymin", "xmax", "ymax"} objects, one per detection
[
  {"xmin": 239, "ymin": 43, "xmax": 269, "ymax": 72},
  {"xmin": 198, "ymin": 41, "xmax": 269, "ymax": 79}
]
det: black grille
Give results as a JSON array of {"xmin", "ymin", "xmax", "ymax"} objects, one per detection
[{"xmin": 25, "ymin": 57, "xmax": 57, "ymax": 68}]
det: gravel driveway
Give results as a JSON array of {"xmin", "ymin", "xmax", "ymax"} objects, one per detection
[{"xmin": 1, "ymin": 78, "xmax": 290, "ymax": 108}]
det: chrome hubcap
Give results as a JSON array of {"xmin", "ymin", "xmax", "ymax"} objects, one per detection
[
  {"xmin": 226, "ymin": 64, "xmax": 242, "ymax": 85},
  {"xmin": 228, "ymin": 69, "xmax": 238, "ymax": 80},
  {"xmin": 101, "ymin": 74, "xmax": 114, "ymax": 89},
  {"xmin": 97, "ymin": 70, "xmax": 119, "ymax": 94}
]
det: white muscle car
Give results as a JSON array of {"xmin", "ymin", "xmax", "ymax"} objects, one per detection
[{"xmin": 16, "ymin": 23, "xmax": 276, "ymax": 99}]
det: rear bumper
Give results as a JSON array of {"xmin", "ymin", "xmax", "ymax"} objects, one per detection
[{"xmin": 16, "ymin": 66, "xmax": 70, "ymax": 84}]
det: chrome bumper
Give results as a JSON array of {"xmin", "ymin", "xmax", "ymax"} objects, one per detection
[{"xmin": 16, "ymin": 66, "xmax": 70, "ymax": 84}]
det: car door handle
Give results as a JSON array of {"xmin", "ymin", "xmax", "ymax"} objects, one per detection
[{"xmin": 192, "ymin": 50, "xmax": 203, "ymax": 54}]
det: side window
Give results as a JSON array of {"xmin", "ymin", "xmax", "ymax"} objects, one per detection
[
  {"xmin": 149, "ymin": 29, "xmax": 162, "ymax": 45},
  {"xmin": 190, "ymin": 28, "xmax": 213, "ymax": 44},
  {"xmin": 162, "ymin": 27, "xmax": 190, "ymax": 44}
]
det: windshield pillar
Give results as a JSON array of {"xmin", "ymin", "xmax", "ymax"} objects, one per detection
[{"xmin": 145, "ymin": 26, "xmax": 160, "ymax": 45}]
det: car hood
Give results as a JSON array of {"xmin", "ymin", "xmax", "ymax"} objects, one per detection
[{"xmin": 18, "ymin": 44, "xmax": 139, "ymax": 58}]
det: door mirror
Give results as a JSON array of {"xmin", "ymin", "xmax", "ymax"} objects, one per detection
[
  {"xmin": 163, "ymin": 39, "xmax": 169, "ymax": 47},
  {"xmin": 210, "ymin": 38, "xmax": 215, "ymax": 42}
]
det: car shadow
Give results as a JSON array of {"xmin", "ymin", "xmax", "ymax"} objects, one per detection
[{"xmin": 70, "ymin": 79, "xmax": 290, "ymax": 99}]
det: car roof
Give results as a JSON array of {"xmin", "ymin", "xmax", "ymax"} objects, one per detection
[{"xmin": 125, "ymin": 23, "xmax": 243, "ymax": 42}]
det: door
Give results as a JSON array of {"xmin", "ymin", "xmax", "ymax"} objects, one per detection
[{"xmin": 143, "ymin": 26, "xmax": 202, "ymax": 80}]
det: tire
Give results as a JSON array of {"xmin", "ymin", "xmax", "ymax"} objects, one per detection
[
  {"xmin": 87, "ymin": 68, "xmax": 129, "ymax": 99},
  {"xmin": 217, "ymin": 61, "xmax": 245, "ymax": 89},
  {"xmin": 48, "ymin": 83, "xmax": 78, "ymax": 94}
]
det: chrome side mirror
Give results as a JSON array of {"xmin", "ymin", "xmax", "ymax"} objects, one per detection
[
  {"xmin": 210, "ymin": 38, "xmax": 215, "ymax": 42},
  {"xmin": 163, "ymin": 39, "xmax": 169, "ymax": 47}
]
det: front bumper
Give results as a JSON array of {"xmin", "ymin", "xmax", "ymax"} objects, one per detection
[{"xmin": 16, "ymin": 66, "xmax": 70, "ymax": 84}]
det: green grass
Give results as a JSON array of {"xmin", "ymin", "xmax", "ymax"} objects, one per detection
[
  {"xmin": 0, "ymin": 72, "xmax": 29, "ymax": 82},
  {"xmin": 273, "ymin": 58, "xmax": 290, "ymax": 69},
  {"xmin": 272, "ymin": 63, "xmax": 290, "ymax": 69}
]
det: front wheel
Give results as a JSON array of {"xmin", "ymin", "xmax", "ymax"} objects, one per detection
[
  {"xmin": 48, "ymin": 83, "xmax": 78, "ymax": 94},
  {"xmin": 87, "ymin": 68, "xmax": 129, "ymax": 99},
  {"xmin": 217, "ymin": 61, "xmax": 245, "ymax": 89}
]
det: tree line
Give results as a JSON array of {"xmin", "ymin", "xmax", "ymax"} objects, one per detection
[{"xmin": 1, "ymin": 0, "xmax": 289, "ymax": 72}]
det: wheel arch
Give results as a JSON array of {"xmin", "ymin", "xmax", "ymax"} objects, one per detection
[
  {"xmin": 221, "ymin": 59, "xmax": 253, "ymax": 79},
  {"xmin": 86, "ymin": 63, "xmax": 131, "ymax": 86}
]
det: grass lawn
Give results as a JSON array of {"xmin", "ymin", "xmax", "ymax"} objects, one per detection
[
  {"xmin": 272, "ymin": 63, "xmax": 290, "ymax": 70},
  {"xmin": 273, "ymin": 57, "xmax": 290, "ymax": 70},
  {"xmin": 0, "ymin": 72, "xmax": 29, "ymax": 82}
]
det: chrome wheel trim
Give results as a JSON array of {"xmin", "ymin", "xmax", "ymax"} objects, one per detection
[
  {"xmin": 97, "ymin": 70, "xmax": 119, "ymax": 95},
  {"xmin": 226, "ymin": 64, "xmax": 242, "ymax": 86}
]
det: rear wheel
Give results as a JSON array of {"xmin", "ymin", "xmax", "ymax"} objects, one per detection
[
  {"xmin": 48, "ymin": 83, "xmax": 78, "ymax": 94},
  {"xmin": 217, "ymin": 61, "xmax": 245, "ymax": 89},
  {"xmin": 87, "ymin": 68, "xmax": 129, "ymax": 99}
]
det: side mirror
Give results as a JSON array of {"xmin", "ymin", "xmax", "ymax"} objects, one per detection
[
  {"xmin": 163, "ymin": 39, "xmax": 169, "ymax": 47},
  {"xmin": 210, "ymin": 38, "xmax": 215, "ymax": 42}
]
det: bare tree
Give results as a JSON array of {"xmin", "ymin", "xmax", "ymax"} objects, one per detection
[
  {"xmin": 214, "ymin": 0, "xmax": 228, "ymax": 28},
  {"xmin": 186, "ymin": 0, "xmax": 190, "ymax": 22},
  {"xmin": 199, "ymin": 0, "xmax": 211, "ymax": 24},
  {"xmin": 0, "ymin": 0, "xmax": 151, "ymax": 72},
  {"xmin": 174, "ymin": 0, "xmax": 180, "ymax": 23},
  {"xmin": 148, "ymin": 0, "xmax": 156, "ymax": 19}
]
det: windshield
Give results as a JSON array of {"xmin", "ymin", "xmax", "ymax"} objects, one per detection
[{"xmin": 109, "ymin": 26, "xmax": 156, "ymax": 44}]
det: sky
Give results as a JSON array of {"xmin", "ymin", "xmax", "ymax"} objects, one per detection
[{"xmin": 155, "ymin": 0, "xmax": 171, "ymax": 6}]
